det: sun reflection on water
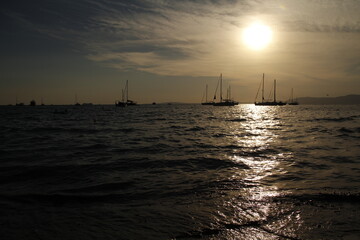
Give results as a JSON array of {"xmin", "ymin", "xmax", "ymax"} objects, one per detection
[
  {"xmin": 232, "ymin": 105, "xmax": 285, "ymax": 197},
  {"xmin": 214, "ymin": 105, "xmax": 302, "ymax": 239}
]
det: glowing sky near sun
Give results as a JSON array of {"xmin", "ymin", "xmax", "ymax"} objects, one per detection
[
  {"xmin": 1, "ymin": 0, "xmax": 360, "ymax": 104},
  {"xmin": 242, "ymin": 23, "xmax": 273, "ymax": 50}
]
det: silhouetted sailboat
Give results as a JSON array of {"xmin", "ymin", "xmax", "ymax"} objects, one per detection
[
  {"xmin": 255, "ymin": 73, "xmax": 285, "ymax": 106},
  {"xmin": 115, "ymin": 80, "xmax": 137, "ymax": 107},
  {"xmin": 74, "ymin": 94, "xmax": 81, "ymax": 106},
  {"xmin": 213, "ymin": 74, "xmax": 239, "ymax": 106},
  {"xmin": 15, "ymin": 96, "xmax": 24, "ymax": 106},
  {"xmin": 115, "ymin": 88, "xmax": 126, "ymax": 107},
  {"xmin": 201, "ymin": 84, "xmax": 214, "ymax": 105},
  {"xmin": 287, "ymin": 88, "xmax": 299, "ymax": 105}
]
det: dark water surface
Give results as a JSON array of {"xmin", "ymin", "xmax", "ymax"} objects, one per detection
[{"xmin": 0, "ymin": 104, "xmax": 359, "ymax": 239}]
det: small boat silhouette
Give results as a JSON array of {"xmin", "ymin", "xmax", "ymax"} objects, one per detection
[{"xmin": 115, "ymin": 80, "xmax": 138, "ymax": 107}]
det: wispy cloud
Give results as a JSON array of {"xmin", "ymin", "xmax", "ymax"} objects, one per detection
[
  {"xmin": 2, "ymin": 0, "xmax": 360, "ymax": 77},
  {"xmin": 78, "ymin": 0, "xmax": 252, "ymax": 75}
]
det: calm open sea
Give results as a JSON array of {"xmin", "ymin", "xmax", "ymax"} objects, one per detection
[{"xmin": 0, "ymin": 104, "xmax": 359, "ymax": 239}]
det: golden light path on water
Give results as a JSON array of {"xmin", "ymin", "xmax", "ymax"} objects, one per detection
[
  {"xmin": 232, "ymin": 105, "xmax": 286, "ymax": 199},
  {"xmin": 214, "ymin": 105, "xmax": 302, "ymax": 239}
]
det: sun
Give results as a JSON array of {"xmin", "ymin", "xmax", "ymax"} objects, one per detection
[{"xmin": 242, "ymin": 23, "xmax": 273, "ymax": 50}]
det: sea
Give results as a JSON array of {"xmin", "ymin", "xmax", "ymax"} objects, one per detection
[{"xmin": 0, "ymin": 104, "xmax": 359, "ymax": 240}]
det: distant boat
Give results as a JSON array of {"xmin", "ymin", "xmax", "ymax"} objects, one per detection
[
  {"xmin": 30, "ymin": 100, "xmax": 36, "ymax": 106},
  {"xmin": 115, "ymin": 80, "xmax": 137, "ymax": 107},
  {"xmin": 201, "ymin": 84, "xmax": 214, "ymax": 105},
  {"xmin": 213, "ymin": 74, "xmax": 238, "ymax": 106},
  {"xmin": 255, "ymin": 73, "xmax": 285, "ymax": 106},
  {"xmin": 15, "ymin": 96, "xmax": 24, "ymax": 106},
  {"xmin": 115, "ymin": 92, "xmax": 126, "ymax": 107},
  {"xmin": 287, "ymin": 88, "xmax": 299, "ymax": 105},
  {"xmin": 74, "ymin": 94, "xmax": 81, "ymax": 106}
]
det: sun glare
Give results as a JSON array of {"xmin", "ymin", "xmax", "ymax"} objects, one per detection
[{"xmin": 242, "ymin": 23, "xmax": 272, "ymax": 50}]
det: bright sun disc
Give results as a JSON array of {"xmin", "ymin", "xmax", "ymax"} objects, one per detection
[{"xmin": 242, "ymin": 23, "xmax": 272, "ymax": 50}]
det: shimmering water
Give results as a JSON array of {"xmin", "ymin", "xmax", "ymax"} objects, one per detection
[{"xmin": 0, "ymin": 104, "xmax": 359, "ymax": 239}]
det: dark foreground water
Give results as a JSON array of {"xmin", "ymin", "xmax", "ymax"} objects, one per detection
[{"xmin": 0, "ymin": 104, "xmax": 359, "ymax": 240}]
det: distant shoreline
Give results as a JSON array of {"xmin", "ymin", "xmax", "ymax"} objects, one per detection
[
  {"xmin": 297, "ymin": 94, "xmax": 360, "ymax": 105},
  {"xmin": 2, "ymin": 94, "xmax": 360, "ymax": 106}
]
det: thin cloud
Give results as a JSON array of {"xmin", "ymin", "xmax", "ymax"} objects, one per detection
[{"xmin": 2, "ymin": 0, "xmax": 360, "ymax": 77}]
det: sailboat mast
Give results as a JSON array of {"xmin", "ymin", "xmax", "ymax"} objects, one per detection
[
  {"xmin": 206, "ymin": 84, "xmax": 208, "ymax": 102},
  {"xmin": 274, "ymin": 79, "xmax": 276, "ymax": 102},
  {"xmin": 126, "ymin": 80, "xmax": 129, "ymax": 102},
  {"xmin": 262, "ymin": 73, "xmax": 265, "ymax": 103},
  {"xmin": 220, "ymin": 73, "xmax": 223, "ymax": 102}
]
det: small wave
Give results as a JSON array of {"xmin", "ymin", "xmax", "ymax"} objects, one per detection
[
  {"xmin": 212, "ymin": 133, "xmax": 228, "ymax": 138},
  {"xmin": 240, "ymin": 147, "xmax": 280, "ymax": 157},
  {"xmin": 185, "ymin": 157, "xmax": 249, "ymax": 170},
  {"xmin": 291, "ymin": 161, "xmax": 330, "ymax": 170},
  {"xmin": 0, "ymin": 193, "xmax": 132, "ymax": 204},
  {"xmin": 275, "ymin": 192, "xmax": 360, "ymax": 204},
  {"xmin": 146, "ymin": 157, "xmax": 248, "ymax": 171},
  {"xmin": 170, "ymin": 125, "xmax": 185, "ymax": 129},
  {"xmin": 176, "ymin": 219, "xmax": 300, "ymax": 240},
  {"xmin": 338, "ymin": 127, "xmax": 360, "ymax": 135},
  {"xmin": 28, "ymin": 126, "xmax": 65, "ymax": 132},
  {"xmin": 0, "ymin": 162, "xmax": 136, "ymax": 184},
  {"xmin": 309, "ymin": 116, "xmax": 357, "ymax": 122},
  {"xmin": 26, "ymin": 126, "xmax": 139, "ymax": 134},
  {"xmin": 136, "ymin": 143, "xmax": 173, "ymax": 154},
  {"xmin": 80, "ymin": 143, "xmax": 109, "ymax": 150},
  {"xmin": 207, "ymin": 116, "xmax": 218, "ymax": 120},
  {"xmin": 22, "ymin": 127, "xmax": 113, "ymax": 135},
  {"xmin": 207, "ymin": 179, "xmax": 250, "ymax": 191},
  {"xmin": 60, "ymin": 181, "xmax": 135, "ymax": 193},
  {"xmin": 307, "ymin": 127, "xmax": 329, "ymax": 134},
  {"xmin": 339, "ymin": 127, "xmax": 354, "ymax": 133},
  {"xmin": 270, "ymin": 174, "xmax": 306, "ymax": 182},
  {"xmin": 186, "ymin": 126, "xmax": 206, "ymax": 132},
  {"xmin": 0, "ymin": 165, "xmax": 75, "ymax": 183},
  {"xmin": 197, "ymin": 143, "xmax": 216, "ymax": 149},
  {"xmin": 220, "ymin": 144, "xmax": 244, "ymax": 150},
  {"xmin": 154, "ymin": 118, "xmax": 166, "ymax": 121},
  {"xmin": 226, "ymin": 118, "xmax": 247, "ymax": 122},
  {"xmin": 115, "ymin": 127, "xmax": 137, "ymax": 133},
  {"xmin": 336, "ymin": 127, "xmax": 360, "ymax": 138}
]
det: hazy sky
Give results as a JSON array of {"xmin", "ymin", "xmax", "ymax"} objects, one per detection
[{"xmin": 1, "ymin": 0, "xmax": 360, "ymax": 104}]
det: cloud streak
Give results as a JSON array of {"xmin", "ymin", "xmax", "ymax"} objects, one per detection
[{"xmin": 2, "ymin": 0, "xmax": 360, "ymax": 77}]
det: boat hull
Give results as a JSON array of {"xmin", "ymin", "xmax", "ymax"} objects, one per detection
[
  {"xmin": 115, "ymin": 101, "xmax": 127, "ymax": 107},
  {"xmin": 255, "ymin": 101, "xmax": 286, "ymax": 106},
  {"xmin": 213, "ymin": 101, "xmax": 239, "ymax": 106},
  {"xmin": 287, "ymin": 102, "xmax": 299, "ymax": 105},
  {"xmin": 201, "ymin": 102, "xmax": 215, "ymax": 105}
]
